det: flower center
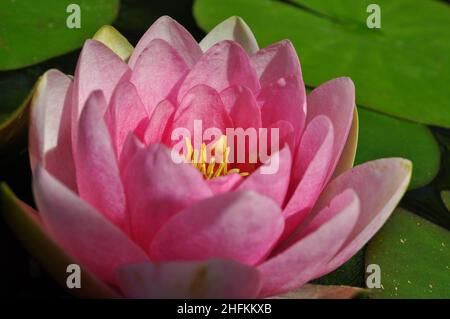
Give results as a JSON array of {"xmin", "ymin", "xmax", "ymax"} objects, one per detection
[{"xmin": 183, "ymin": 136, "xmax": 249, "ymax": 179}]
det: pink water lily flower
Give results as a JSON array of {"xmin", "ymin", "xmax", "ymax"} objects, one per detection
[{"xmin": 26, "ymin": 16, "xmax": 411, "ymax": 298}]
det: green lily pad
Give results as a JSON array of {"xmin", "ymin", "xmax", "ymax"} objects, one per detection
[
  {"xmin": 0, "ymin": 21, "xmax": 133, "ymax": 157},
  {"xmin": 355, "ymin": 108, "xmax": 440, "ymax": 189},
  {"xmin": 441, "ymin": 190, "xmax": 450, "ymax": 212},
  {"xmin": 194, "ymin": 0, "xmax": 450, "ymax": 127},
  {"xmin": 0, "ymin": 0, "xmax": 119, "ymax": 70},
  {"xmin": 0, "ymin": 183, "xmax": 119, "ymax": 298},
  {"xmin": 401, "ymin": 129, "xmax": 450, "ymax": 229},
  {"xmin": 366, "ymin": 208, "xmax": 450, "ymax": 298}
]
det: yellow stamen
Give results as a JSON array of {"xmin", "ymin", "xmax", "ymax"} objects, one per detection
[
  {"xmin": 207, "ymin": 157, "xmax": 216, "ymax": 179},
  {"xmin": 185, "ymin": 137, "xmax": 193, "ymax": 160},
  {"xmin": 182, "ymin": 136, "xmax": 249, "ymax": 179},
  {"xmin": 214, "ymin": 163, "xmax": 225, "ymax": 178}
]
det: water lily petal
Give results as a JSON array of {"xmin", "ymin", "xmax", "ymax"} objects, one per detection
[
  {"xmin": 104, "ymin": 80, "xmax": 148, "ymax": 157},
  {"xmin": 206, "ymin": 173, "xmax": 242, "ymax": 194},
  {"xmin": 306, "ymin": 77, "xmax": 355, "ymax": 182},
  {"xmin": 29, "ymin": 70, "xmax": 77, "ymax": 191},
  {"xmin": 76, "ymin": 91, "xmax": 127, "ymax": 229},
  {"xmin": 144, "ymin": 99, "xmax": 175, "ymax": 145},
  {"xmin": 129, "ymin": 15, "xmax": 202, "ymax": 69},
  {"xmin": 251, "ymin": 40, "xmax": 303, "ymax": 87},
  {"xmin": 130, "ymin": 39, "xmax": 189, "ymax": 116},
  {"xmin": 282, "ymin": 116, "xmax": 334, "ymax": 238},
  {"xmin": 33, "ymin": 166, "xmax": 149, "ymax": 285},
  {"xmin": 237, "ymin": 146, "xmax": 291, "ymax": 206},
  {"xmin": 200, "ymin": 16, "xmax": 259, "ymax": 54},
  {"xmin": 150, "ymin": 191, "xmax": 284, "ymax": 266},
  {"xmin": 171, "ymin": 85, "xmax": 233, "ymax": 138},
  {"xmin": 268, "ymin": 120, "xmax": 296, "ymax": 155},
  {"xmin": 219, "ymin": 85, "xmax": 242, "ymax": 112},
  {"xmin": 225, "ymin": 85, "xmax": 261, "ymax": 129},
  {"xmin": 315, "ymin": 158, "xmax": 412, "ymax": 276},
  {"xmin": 118, "ymin": 133, "xmax": 144, "ymax": 174},
  {"xmin": 123, "ymin": 144, "xmax": 212, "ymax": 250},
  {"xmin": 29, "ymin": 70, "xmax": 70, "ymax": 169},
  {"xmin": 258, "ymin": 189, "xmax": 359, "ymax": 297},
  {"xmin": 258, "ymin": 75, "xmax": 306, "ymax": 139},
  {"xmin": 178, "ymin": 40, "xmax": 260, "ymax": 102},
  {"xmin": 93, "ymin": 25, "xmax": 134, "ymax": 62},
  {"xmin": 72, "ymin": 39, "xmax": 129, "ymax": 122}
]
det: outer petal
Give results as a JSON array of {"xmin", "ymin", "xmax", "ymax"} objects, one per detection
[
  {"xmin": 130, "ymin": 39, "xmax": 189, "ymax": 116},
  {"xmin": 29, "ymin": 70, "xmax": 77, "ymax": 191},
  {"xmin": 150, "ymin": 191, "xmax": 284, "ymax": 266},
  {"xmin": 258, "ymin": 75, "xmax": 306, "ymax": 139},
  {"xmin": 72, "ymin": 39, "xmax": 129, "ymax": 121},
  {"xmin": 306, "ymin": 77, "xmax": 355, "ymax": 182},
  {"xmin": 129, "ymin": 16, "xmax": 202, "ymax": 69},
  {"xmin": 33, "ymin": 166, "xmax": 149, "ymax": 285},
  {"xmin": 29, "ymin": 70, "xmax": 70, "ymax": 169},
  {"xmin": 45, "ymin": 81, "xmax": 78, "ymax": 192},
  {"xmin": 283, "ymin": 189, "xmax": 359, "ymax": 248},
  {"xmin": 200, "ymin": 16, "xmax": 259, "ymax": 54},
  {"xmin": 104, "ymin": 81, "xmax": 148, "ymax": 157},
  {"xmin": 314, "ymin": 158, "xmax": 412, "ymax": 276},
  {"xmin": 237, "ymin": 146, "xmax": 291, "ymax": 206},
  {"xmin": 282, "ymin": 116, "xmax": 334, "ymax": 237},
  {"xmin": 177, "ymin": 41, "xmax": 260, "ymax": 102},
  {"xmin": 75, "ymin": 91, "xmax": 127, "ymax": 229},
  {"xmin": 123, "ymin": 144, "xmax": 213, "ymax": 249},
  {"xmin": 117, "ymin": 259, "xmax": 261, "ymax": 299},
  {"xmin": 258, "ymin": 190, "xmax": 360, "ymax": 297},
  {"xmin": 93, "ymin": 25, "xmax": 134, "ymax": 62},
  {"xmin": 251, "ymin": 40, "xmax": 303, "ymax": 87}
]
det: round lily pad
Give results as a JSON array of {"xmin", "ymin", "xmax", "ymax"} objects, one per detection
[
  {"xmin": 0, "ymin": 0, "xmax": 119, "ymax": 70},
  {"xmin": 194, "ymin": 0, "xmax": 450, "ymax": 127},
  {"xmin": 366, "ymin": 208, "xmax": 450, "ymax": 298},
  {"xmin": 355, "ymin": 108, "xmax": 440, "ymax": 190}
]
